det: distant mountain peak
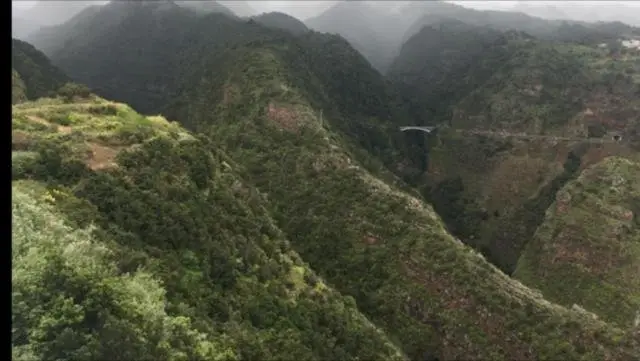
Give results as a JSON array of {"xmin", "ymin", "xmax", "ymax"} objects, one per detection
[
  {"xmin": 251, "ymin": 12, "xmax": 309, "ymax": 35},
  {"xmin": 174, "ymin": 0, "xmax": 235, "ymax": 17}
]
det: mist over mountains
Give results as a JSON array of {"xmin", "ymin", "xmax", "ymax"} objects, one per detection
[
  {"xmin": 14, "ymin": 0, "xmax": 639, "ymax": 73},
  {"xmin": 11, "ymin": 1, "xmax": 640, "ymax": 360}
]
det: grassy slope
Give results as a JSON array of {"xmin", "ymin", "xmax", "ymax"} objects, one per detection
[
  {"xmin": 515, "ymin": 156, "xmax": 640, "ymax": 328},
  {"xmin": 169, "ymin": 41, "xmax": 640, "ymax": 360},
  {"xmin": 11, "ymin": 95, "xmax": 406, "ymax": 361}
]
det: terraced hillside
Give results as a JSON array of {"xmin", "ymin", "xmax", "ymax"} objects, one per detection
[{"xmin": 515, "ymin": 156, "xmax": 640, "ymax": 328}]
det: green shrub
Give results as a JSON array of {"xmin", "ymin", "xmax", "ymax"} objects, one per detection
[{"xmin": 57, "ymin": 82, "xmax": 92, "ymax": 102}]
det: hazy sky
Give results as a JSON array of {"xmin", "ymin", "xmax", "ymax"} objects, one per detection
[
  {"xmin": 240, "ymin": 1, "xmax": 640, "ymax": 19},
  {"xmin": 12, "ymin": 0, "xmax": 640, "ymax": 20}
]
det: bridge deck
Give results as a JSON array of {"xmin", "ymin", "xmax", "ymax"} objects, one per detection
[{"xmin": 399, "ymin": 126, "xmax": 436, "ymax": 132}]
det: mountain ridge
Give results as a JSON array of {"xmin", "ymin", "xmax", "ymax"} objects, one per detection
[
  {"xmin": 11, "ymin": 2, "xmax": 640, "ymax": 359},
  {"xmin": 11, "ymin": 42, "xmax": 408, "ymax": 360},
  {"xmin": 514, "ymin": 155, "xmax": 640, "ymax": 328}
]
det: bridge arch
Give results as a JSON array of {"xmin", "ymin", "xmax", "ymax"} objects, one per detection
[{"xmin": 399, "ymin": 126, "xmax": 436, "ymax": 133}]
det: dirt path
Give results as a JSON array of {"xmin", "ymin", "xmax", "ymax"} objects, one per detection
[{"xmin": 26, "ymin": 115, "xmax": 73, "ymax": 134}]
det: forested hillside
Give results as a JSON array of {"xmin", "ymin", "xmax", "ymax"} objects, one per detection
[
  {"xmin": 30, "ymin": 1, "xmax": 416, "ymax": 177},
  {"xmin": 515, "ymin": 156, "xmax": 640, "ymax": 328},
  {"xmin": 12, "ymin": 39, "xmax": 69, "ymax": 102},
  {"xmin": 164, "ymin": 31, "xmax": 640, "ymax": 359},
  {"xmin": 387, "ymin": 20, "xmax": 518, "ymax": 124},
  {"xmin": 12, "ymin": 1, "xmax": 640, "ymax": 360},
  {"xmin": 13, "ymin": 38, "xmax": 640, "ymax": 361},
  {"xmin": 389, "ymin": 19, "xmax": 640, "ymax": 275},
  {"xmin": 11, "ymin": 70, "xmax": 407, "ymax": 361}
]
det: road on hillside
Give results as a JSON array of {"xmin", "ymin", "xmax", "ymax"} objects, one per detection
[{"xmin": 454, "ymin": 129, "xmax": 623, "ymax": 144}]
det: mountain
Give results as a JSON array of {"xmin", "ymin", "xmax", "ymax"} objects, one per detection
[
  {"xmin": 251, "ymin": 12, "xmax": 309, "ymax": 36},
  {"xmin": 219, "ymin": 0, "xmax": 257, "ymax": 17},
  {"xmin": 403, "ymin": 1, "xmax": 639, "ymax": 46},
  {"xmin": 12, "ymin": 39, "xmax": 69, "ymax": 102},
  {"xmin": 25, "ymin": 4, "xmax": 107, "ymax": 56},
  {"xmin": 16, "ymin": 0, "xmax": 103, "ymax": 26},
  {"xmin": 388, "ymin": 20, "xmax": 514, "ymax": 124},
  {"xmin": 389, "ymin": 19, "xmax": 640, "ymax": 274},
  {"xmin": 514, "ymin": 156, "xmax": 640, "ymax": 328},
  {"xmin": 304, "ymin": 1, "xmax": 411, "ymax": 73},
  {"xmin": 11, "ymin": 40, "xmax": 406, "ymax": 361},
  {"xmin": 28, "ymin": 1, "xmax": 207, "ymax": 113},
  {"xmin": 37, "ymin": 0, "xmax": 406, "ymax": 159},
  {"xmin": 303, "ymin": 0, "xmax": 638, "ymax": 74},
  {"xmin": 25, "ymin": 1, "xmax": 238, "ymax": 57},
  {"xmin": 511, "ymin": 1, "xmax": 640, "ymax": 27},
  {"xmin": 11, "ymin": 97, "xmax": 406, "ymax": 361},
  {"xmin": 508, "ymin": 2, "xmax": 570, "ymax": 21},
  {"xmin": 29, "ymin": 6, "xmax": 640, "ymax": 358},
  {"xmin": 12, "ymin": 15, "xmax": 40, "ymax": 40},
  {"xmin": 175, "ymin": 0, "xmax": 235, "ymax": 17}
]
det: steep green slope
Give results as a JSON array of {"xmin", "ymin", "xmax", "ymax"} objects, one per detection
[
  {"xmin": 11, "ymin": 94, "xmax": 406, "ymax": 361},
  {"xmin": 439, "ymin": 41, "xmax": 640, "ymax": 271},
  {"xmin": 12, "ymin": 38, "xmax": 69, "ymax": 102},
  {"xmin": 514, "ymin": 156, "xmax": 640, "ymax": 328},
  {"xmin": 22, "ymin": 13, "xmax": 640, "ymax": 358},
  {"xmin": 42, "ymin": 3, "xmax": 300, "ymax": 114},
  {"xmin": 39, "ymin": 7, "xmax": 417, "ymax": 177},
  {"xmin": 451, "ymin": 41, "xmax": 640, "ymax": 135},
  {"xmin": 165, "ymin": 38, "xmax": 640, "ymax": 360},
  {"xmin": 391, "ymin": 24, "xmax": 640, "ymax": 273},
  {"xmin": 12, "ymin": 180, "xmax": 236, "ymax": 361},
  {"xmin": 388, "ymin": 20, "xmax": 521, "ymax": 124}
]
